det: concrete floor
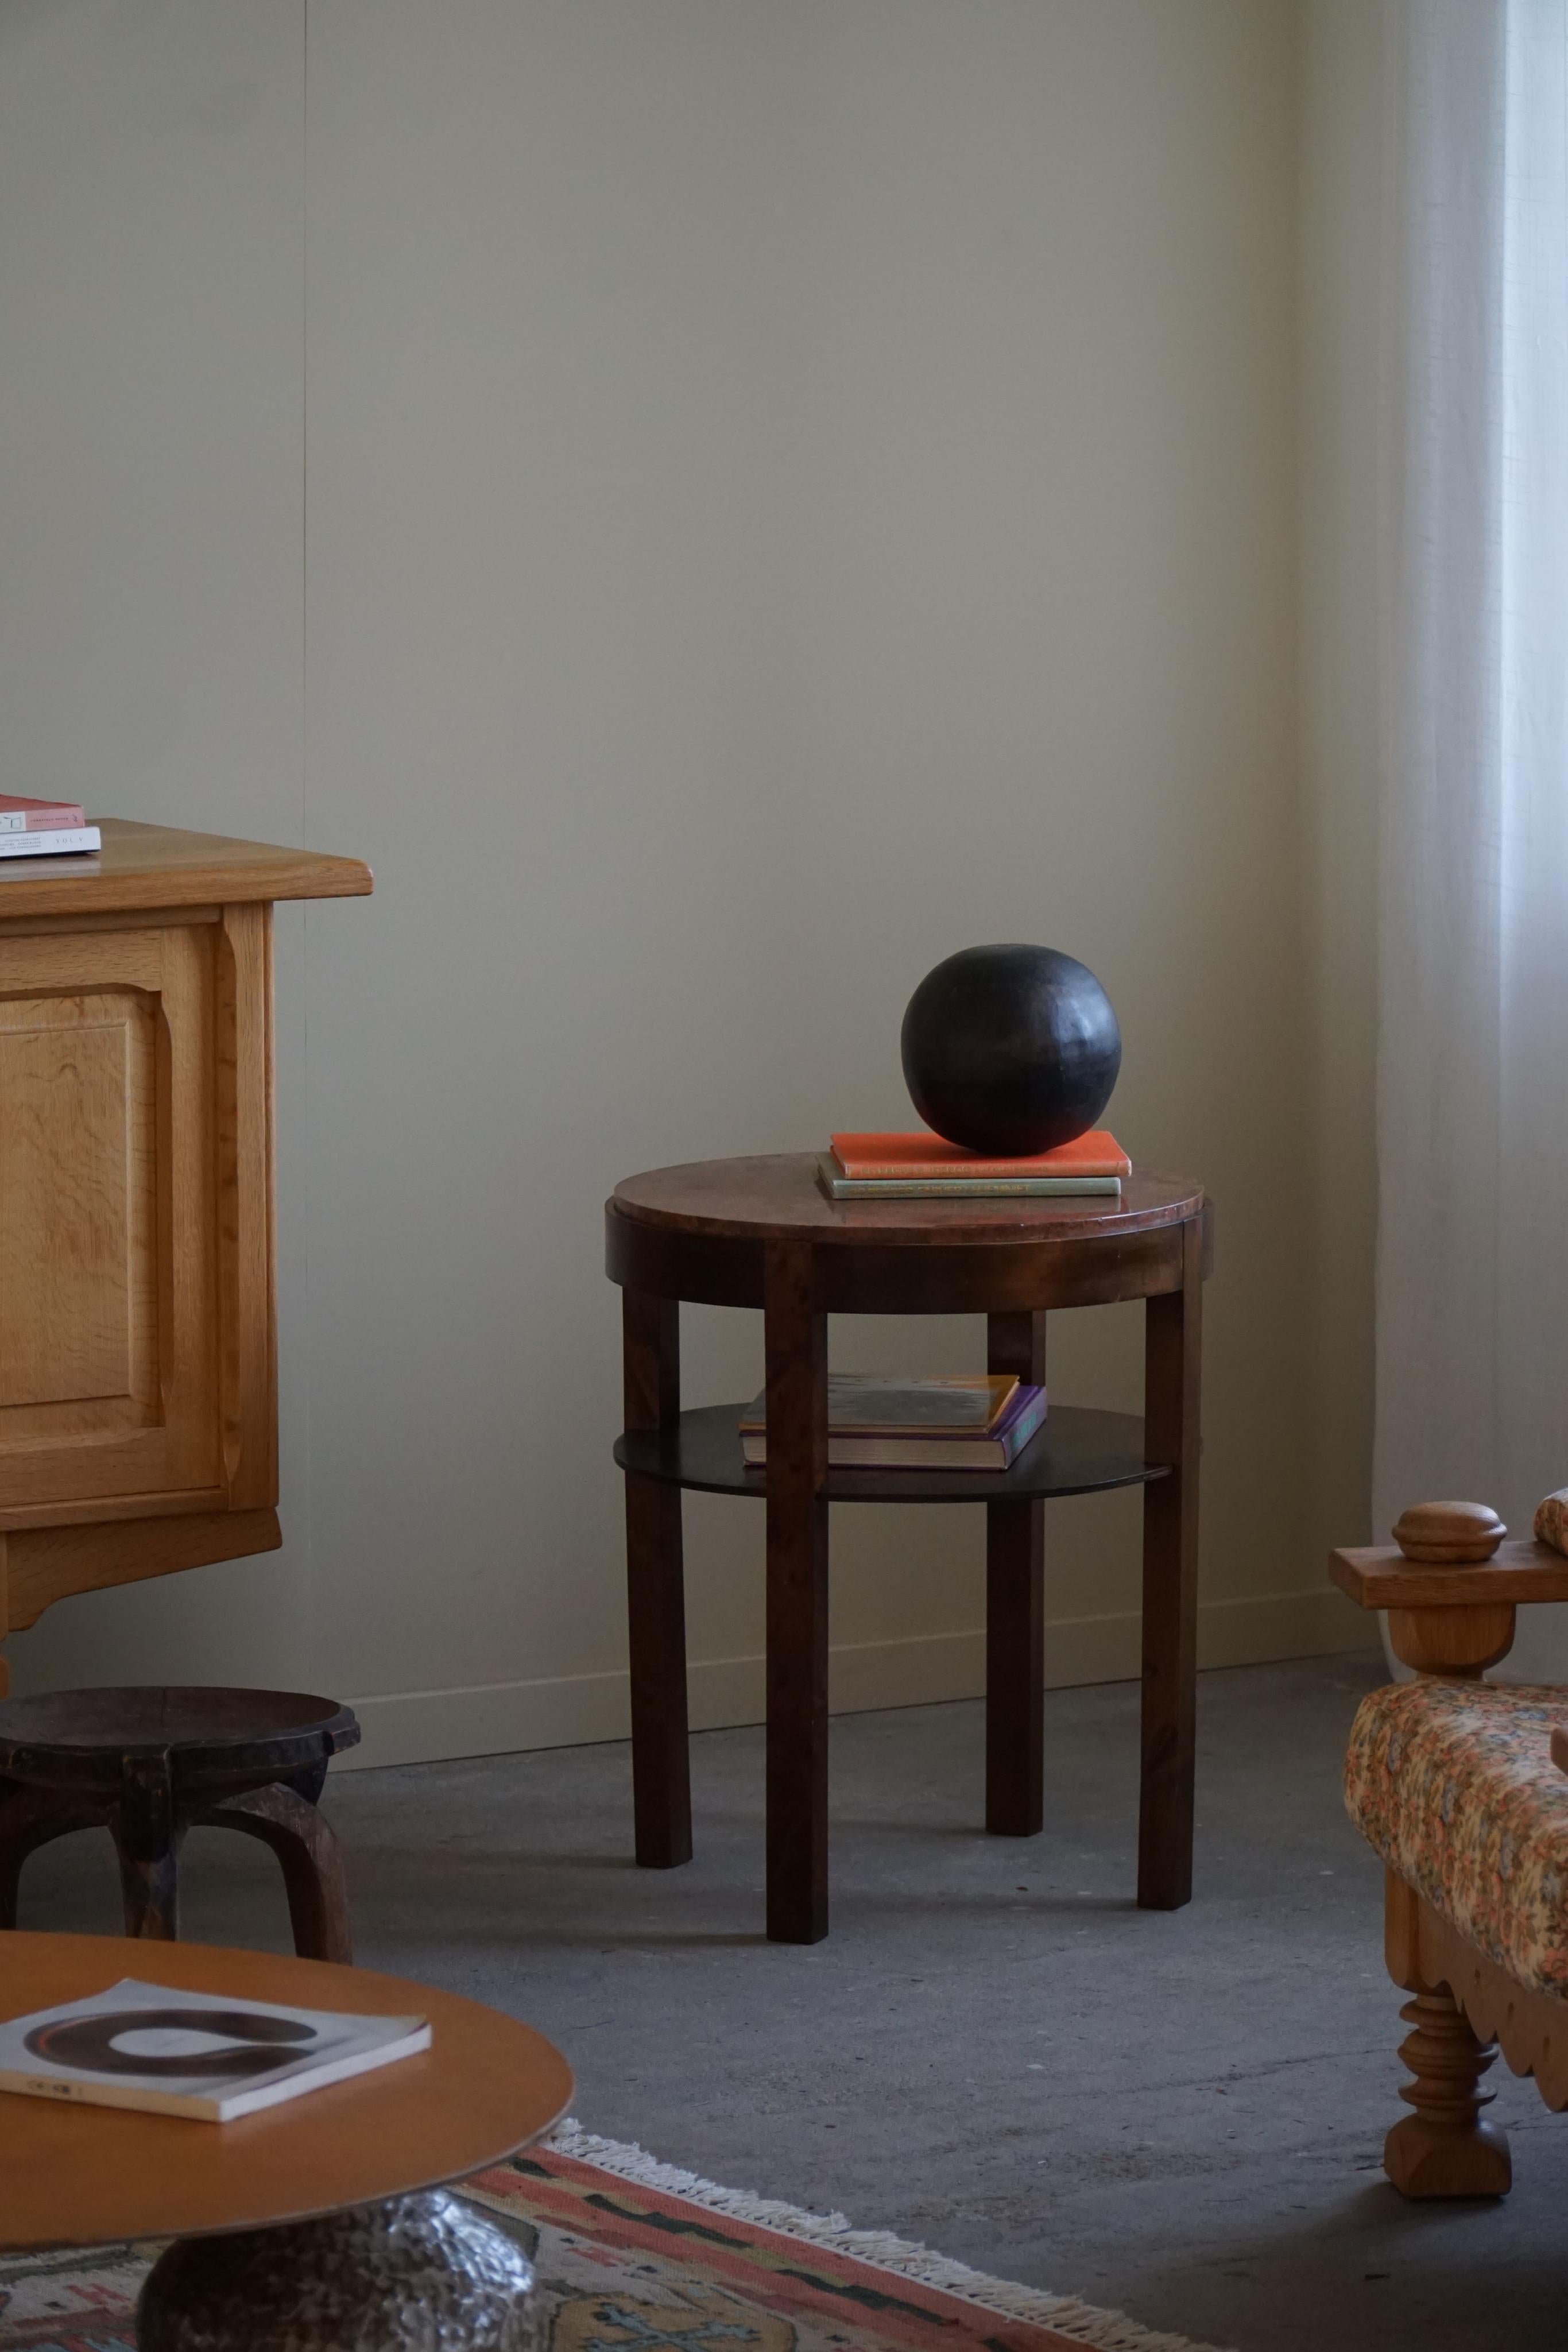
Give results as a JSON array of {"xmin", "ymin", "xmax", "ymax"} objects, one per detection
[{"xmin": 18, "ymin": 1655, "xmax": 1566, "ymax": 2352}]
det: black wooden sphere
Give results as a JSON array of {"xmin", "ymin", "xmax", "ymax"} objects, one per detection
[{"xmin": 899, "ymin": 943, "xmax": 1121, "ymax": 1156}]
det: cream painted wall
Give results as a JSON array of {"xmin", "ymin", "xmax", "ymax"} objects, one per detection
[
  {"xmin": 0, "ymin": 0, "xmax": 1372, "ymax": 1763},
  {"xmin": 1300, "ymin": 0, "xmax": 1383, "ymax": 1568},
  {"xmin": 0, "ymin": 0, "xmax": 319, "ymax": 1699}
]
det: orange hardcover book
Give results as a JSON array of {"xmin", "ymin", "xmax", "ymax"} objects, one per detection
[{"xmin": 830, "ymin": 1128, "xmax": 1131, "ymax": 1182}]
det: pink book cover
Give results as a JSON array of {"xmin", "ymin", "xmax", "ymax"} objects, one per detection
[{"xmin": 0, "ymin": 795, "xmax": 87, "ymax": 832}]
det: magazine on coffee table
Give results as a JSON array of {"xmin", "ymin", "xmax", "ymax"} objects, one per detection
[{"xmin": 0, "ymin": 1978, "xmax": 431, "ymax": 2122}]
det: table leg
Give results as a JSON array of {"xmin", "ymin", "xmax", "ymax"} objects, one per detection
[
  {"xmin": 114, "ymin": 1756, "xmax": 183, "ymax": 1939},
  {"xmin": 764, "ymin": 1240, "xmax": 828, "ymax": 1944},
  {"xmin": 985, "ymin": 1310, "xmax": 1046, "ymax": 1836},
  {"xmin": 622, "ymin": 1289, "xmax": 691, "ymax": 1869},
  {"xmin": 195, "ymin": 1785, "xmax": 354, "ymax": 1964},
  {"xmin": 1138, "ymin": 1214, "xmax": 1203, "ymax": 1909}
]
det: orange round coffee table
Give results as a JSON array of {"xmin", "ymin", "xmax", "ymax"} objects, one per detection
[{"xmin": 0, "ymin": 1932, "xmax": 572, "ymax": 2347}]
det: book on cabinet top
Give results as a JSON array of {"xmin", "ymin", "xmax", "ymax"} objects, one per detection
[
  {"xmin": 0, "ymin": 826, "xmax": 100, "ymax": 862},
  {"xmin": 0, "ymin": 795, "xmax": 87, "ymax": 834}
]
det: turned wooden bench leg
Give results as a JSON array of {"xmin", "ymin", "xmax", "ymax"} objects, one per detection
[
  {"xmin": 1382, "ymin": 1867, "xmax": 1511, "ymax": 2197},
  {"xmin": 196, "ymin": 1785, "xmax": 354, "ymax": 1964},
  {"xmin": 1385, "ymin": 1984, "xmax": 1511, "ymax": 2198}
]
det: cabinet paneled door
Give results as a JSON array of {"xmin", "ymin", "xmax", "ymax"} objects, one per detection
[{"xmin": 0, "ymin": 822, "xmax": 371, "ymax": 1692}]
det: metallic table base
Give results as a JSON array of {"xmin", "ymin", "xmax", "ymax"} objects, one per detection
[{"xmin": 138, "ymin": 2188, "xmax": 539, "ymax": 2351}]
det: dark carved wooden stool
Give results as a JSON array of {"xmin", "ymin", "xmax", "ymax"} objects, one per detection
[{"xmin": 0, "ymin": 1688, "xmax": 359, "ymax": 1962}]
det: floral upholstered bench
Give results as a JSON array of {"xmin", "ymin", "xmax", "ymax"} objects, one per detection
[{"xmin": 1331, "ymin": 1500, "xmax": 1568, "ymax": 2198}]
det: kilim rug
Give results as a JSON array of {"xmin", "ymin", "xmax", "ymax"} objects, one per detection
[{"xmin": 0, "ymin": 2119, "xmax": 1230, "ymax": 2352}]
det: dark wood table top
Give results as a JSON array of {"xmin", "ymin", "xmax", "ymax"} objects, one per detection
[
  {"xmin": 0, "ymin": 1686, "xmax": 361, "ymax": 1797},
  {"xmin": 0, "ymin": 1934, "xmax": 572, "ymax": 2251},
  {"xmin": 610, "ymin": 1154, "xmax": 1203, "ymax": 1248}
]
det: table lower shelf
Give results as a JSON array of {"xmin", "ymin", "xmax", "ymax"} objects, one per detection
[{"xmin": 614, "ymin": 1402, "xmax": 1165, "ymax": 1503}]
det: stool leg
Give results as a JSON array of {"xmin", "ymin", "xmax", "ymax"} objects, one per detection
[
  {"xmin": 197, "ymin": 1784, "xmax": 353, "ymax": 1964},
  {"xmin": 115, "ymin": 1839, "xmax": 183, "ymax": 1940},
  {"xmin": 0, "ymin": 1785, "xmax": 99, "ymax": 1928},
  {"xmin": 113, "ymin": 1758, "xmax": 183, "ymax": 1940}
]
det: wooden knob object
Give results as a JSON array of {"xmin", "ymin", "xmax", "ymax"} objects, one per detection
[{"xmin": 1392, "ymin": 1501, "xmax": 1507, "ymax": 1565}]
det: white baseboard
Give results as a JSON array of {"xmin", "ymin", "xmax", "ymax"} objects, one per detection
[{"xmin": 340, "ymin": 1587, "xmax": 1375, "ymax": 1771}]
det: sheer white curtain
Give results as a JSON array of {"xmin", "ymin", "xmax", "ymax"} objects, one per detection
[{"xmin": 1377, "ymin": 0, "xmax": 1568, "ymax": 1677}]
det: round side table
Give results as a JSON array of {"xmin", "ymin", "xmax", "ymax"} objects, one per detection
[
  {"xmin": 0, "ymin": 1931, "xmax": 572, "ymax": 2348},
  {"xmin": 606, "ymin": 1154, "xmax": 1211, "ymax": 1944}
]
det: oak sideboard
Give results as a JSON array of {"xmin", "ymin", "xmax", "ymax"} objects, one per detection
[{"xmin": 0, "ymin": 819, "xmax": 372, "ymax": 1693}]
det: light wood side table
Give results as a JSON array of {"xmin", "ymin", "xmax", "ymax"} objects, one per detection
[{"xmin": 606, "ymin": 1153, "xmax": 1211, "ymax": 1944}]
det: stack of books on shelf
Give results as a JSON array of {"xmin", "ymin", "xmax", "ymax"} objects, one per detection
[
  {"xmin": 740, "ymin": 1372, "xmax": 1046, "ymax": 1471},
  {"xmin": 0, "ymin": 796, "xmax": 100, "ymax": 861},
  {"xmin": 819, "ymin": 1128, "xmax": 1130, "ymax": 1201}
]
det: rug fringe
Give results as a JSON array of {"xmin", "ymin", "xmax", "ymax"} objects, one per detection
[{"xmin": 545, "ymin": 2120, "xmax": 1234, "ymax": 2352}]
